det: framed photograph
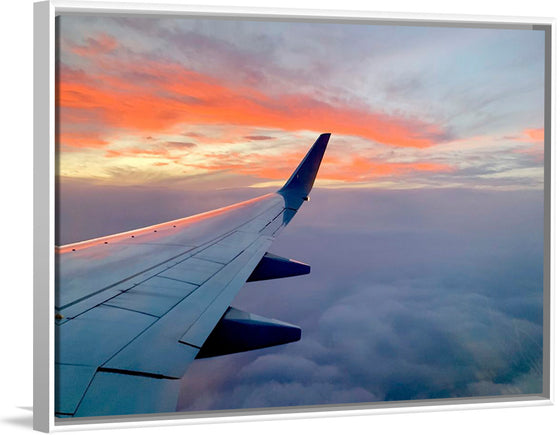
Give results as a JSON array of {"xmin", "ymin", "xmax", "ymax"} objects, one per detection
[{"xmin": 33, "ymin": 0, "xmax": 554, "ymax": 432}]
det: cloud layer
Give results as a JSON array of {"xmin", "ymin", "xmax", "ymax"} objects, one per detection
[
  {"xmin": 172, "ymin": 188, "xmax": 543, "ymax": 411},
  {"xmin": 53, "ymin": 181, "xmax": 544, "ymax": 411}
]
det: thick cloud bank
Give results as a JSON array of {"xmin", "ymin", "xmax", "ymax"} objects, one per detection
[
  {"xmin": 56, "ymin": 185, "xmax": 544, "ymax": 410},
  {"xmin": 177, "ymin": 188, "xmax": 544, "ymax": 411}
]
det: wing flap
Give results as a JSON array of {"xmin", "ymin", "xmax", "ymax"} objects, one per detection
[
  {"xmin": 55, "ymin": 364, "xmax": 97, "ymax": 415},
  {"xmin": 102, "ymin": 277, "xmax": 198, "ymax": 317},
  {"xmin": 159, "ymin": 257, "xmax": 223, "ymax": 285},
  {"xmin": 56, "ymin": 305, "xmax": 157, "ymax": 367},
  {"xmin": 178, "ymin": 236, "xmax": 271, "ymax": 348},
  {"xmin": 73, "ymin": 371, "xmax": 181, "ymax": 418},
  {"xmin": 101, "ymin": 236, "xmax": 271, "ymax": 378}
]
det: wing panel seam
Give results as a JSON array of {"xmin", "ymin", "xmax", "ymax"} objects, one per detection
[
  {"xmin": 57, "ymin": 246, "xmax": 198, "ymax": 311},
  {"xmin": 101, "ymin": 303, "xmax": 161, "ymax": 319}
]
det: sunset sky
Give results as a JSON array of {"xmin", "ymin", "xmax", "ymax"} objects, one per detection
[
  {"xmin": 57, "ymin": 15, "xmax": 545, "ymax": 190},
  {"xmin": 56, "ymin": 14, "xmax": 546, "ymax": 412}
]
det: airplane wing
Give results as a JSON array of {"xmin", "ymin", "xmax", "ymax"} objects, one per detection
[{"xmin": 55, "ymin": 133, "xmax": 330, "ymax": 418}]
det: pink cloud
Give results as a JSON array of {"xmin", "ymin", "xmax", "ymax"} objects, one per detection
[{"xmin": 69, "ymin": 33, "xmax": 118, "ymax": 57}]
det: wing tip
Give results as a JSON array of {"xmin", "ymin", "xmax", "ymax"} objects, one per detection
[{"xmin": 278, "ymin": 133, "xmax": 330, "ymax": 198}]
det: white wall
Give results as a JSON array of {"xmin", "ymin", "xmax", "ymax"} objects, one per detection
[{"xmin": 2, "ymin": 0, "xmax": 557, "ymax": 433}]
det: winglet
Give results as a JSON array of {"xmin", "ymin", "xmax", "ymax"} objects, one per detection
[{"xmin": 278, "ymin": 133, "xmax": 330, "ymax": 207}]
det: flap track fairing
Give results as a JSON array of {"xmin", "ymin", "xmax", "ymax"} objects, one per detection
[
  {"xmin": 247, "ymin": 252, "xmax": 310, "ymax": 282},
  {"xmin": 196, "ymin": 307, "xmax": 301, "ymax": 359}
]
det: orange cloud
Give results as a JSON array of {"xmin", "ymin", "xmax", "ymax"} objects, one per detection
[
  {"xmin": 513, "ymin": 127, "xmax": 545, "ymax": 162},
  {"xmin": 179, "ymin": 151, "xmax": 453, "ymax": 183},
  {"xmin": 57, "ymin": 57, "xmax": 448, "ymax": 149},
  {"xmin": 524, "ymin": 128, "xmax": 544, "ymax": 142},
  {"xmin": 57, "ymin": 131, "xmax": 109, "ymax": 148},
  {"xmin": 320, "ymin": 156, "xmax": 454, "ymax": 182},
  {"xmin": 103, "ymin": 142, "xmax": 195, "ymax": 160}
]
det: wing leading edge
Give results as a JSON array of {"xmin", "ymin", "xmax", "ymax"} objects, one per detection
[{"xmin": 55, "ymin": 133, "xmax": 330, "ymax": 418}]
